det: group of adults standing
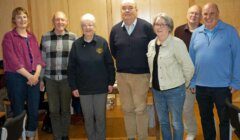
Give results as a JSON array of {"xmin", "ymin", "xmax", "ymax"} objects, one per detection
[{"xmin": 1, "ymin": 0, "xmax": 239, "ymax": 140}]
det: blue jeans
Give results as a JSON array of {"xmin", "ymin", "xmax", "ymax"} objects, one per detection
[
  {"xmin": 152, "ymin": 84, "xmax": 185, "ymax": 140},
  {"xmin": 5, "ymin": 72, "xmax": 40, "ymax": 137},
  {"xmin": 196, "ymin": 86, "xmax": 231, "ymax": 140}
]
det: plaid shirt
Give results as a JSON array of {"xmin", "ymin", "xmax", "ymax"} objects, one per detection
[{"xmin": 40, "ymin": 29, "xmax": 77, "ymax": 81}]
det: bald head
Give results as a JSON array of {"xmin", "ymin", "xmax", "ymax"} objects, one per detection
[
  {"xmin": 52, "ymin": 11, "xmax": 68, "ymax": 35},
  {"xmin": 121, "ymin": 0, "xmax": 136, "ymax": 6},
  {"xmin": 52, "ymin": 11, "xmax": 67, "ymax": 22},
  {"xmin": 187, "ymin": 5, "xmax": 202, "ymax": 26},
  {"xmin": 203, "ymin": 3, "xmax": 219, "ymax": 13},
  {"xmin": 188, "ymin": 5, "xmax": 202, "ymax": 14},
  {"xmin": 202, "ymin": 2, "xmax": 219, "ymax": 29}
]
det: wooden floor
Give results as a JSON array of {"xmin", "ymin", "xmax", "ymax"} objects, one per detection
[{"xmin": 38, "ymin": 93, "xmax": 240, "ymax": 140}]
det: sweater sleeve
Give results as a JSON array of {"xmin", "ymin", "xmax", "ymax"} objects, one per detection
[
  {"xmin": 103, "ymin": 40, "xmax": 116, "ymax": 85},
  {"xmin": 2, "ymin": 32, "xmax": 23, "ymax": 71},
  {"xmin": 229, "ymin": 27, "xmax": 240, "ymax": 90},
  {"xmin": 67, "ymin": 41, "xmax": 78, "ymax": 91},
  {"xmin": 109, "ymin": 28, "xmax": 117, "ymax": 59},
  {"xmin": 174, "ymin": 38, "xmax": 195, "ymax": 87},
  {"xmin": 189, "ymin": 32, "xmax": 197, "ymax": 88}
]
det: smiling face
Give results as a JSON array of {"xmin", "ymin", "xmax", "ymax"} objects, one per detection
[
  {"xmin": 53, "ymin": 11, "xmax": 68, "ymax": 34},
  {"xmin": 153, "ymin": 17, "xmax": 170, "ymax": 41},
  {"xmin": 121, "ymin": 1, "xmax": 137, "ymax": 25},
  {"xmin": 14, "ymin": 12, "xmax": 28, "ymax": 29},
  {"xmin": 202, "ymin": 3, "xmax": 219, "ymax": 29},
  {"xmin": 187, "ymin": 5, "xmax": 201, "ymax": 25},
  {"xmin": 81, "ymin": 20, "xmax": 95, "ymax": 38}
]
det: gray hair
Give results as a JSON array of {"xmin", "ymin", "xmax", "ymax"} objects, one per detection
[{"xmin": 153, "ymin": 12, "xmax": 174, "ymax": 33}]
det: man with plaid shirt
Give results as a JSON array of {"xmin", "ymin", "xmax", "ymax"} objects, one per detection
[{"xmin": 40, "ymin": 11, "xmax": 76, "ymax": 140}]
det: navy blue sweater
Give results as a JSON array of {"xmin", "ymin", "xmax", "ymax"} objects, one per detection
[
  {"xmin": 67, "ymin": 35, "xmax": 115, "ymax": 95},
  {"xmin": 110, "ymin": 18, "xmax": 155, "ymax": 74}
]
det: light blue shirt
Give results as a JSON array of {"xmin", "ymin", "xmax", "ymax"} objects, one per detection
[
  {"xmin": 189, "ymin": 20, "xmax": 240, "ymax": 89},
  {"xmin": 121, "ymin": 19, "xmax": 137, "ymax": 35}
]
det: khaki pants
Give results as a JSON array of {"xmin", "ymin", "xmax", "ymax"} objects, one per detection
[
  {"xmin": 183, "ymin": 89, "xmax": 197, "ymax": 136},
  {"xmin": 117, "ymin": 73, "xmax": 149, "ymax": 140}
]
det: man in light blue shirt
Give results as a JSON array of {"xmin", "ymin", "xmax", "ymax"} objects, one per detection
[{"xmin": 189, "ymin": 2, "xmax": 240, "ymax": 140}]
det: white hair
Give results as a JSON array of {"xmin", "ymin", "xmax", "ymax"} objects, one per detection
[
  {"xmin": 81, "ymin": 13, "xmax": 95, "ymax": 23},
  {"xmin": 121, "ymin": 0, "xmax": 136, "ymax": 4}
]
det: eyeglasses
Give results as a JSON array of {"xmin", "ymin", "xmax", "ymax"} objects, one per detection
[
  {"xmin": 82, "ymin": 24, "xmax": 94, "ymax": 28},
  {"xmin": 121, "ymin": 6, "xmax": 135, "ymax": 12},
  {"xmin": 154, "ymin": 23, "xmax": 167, "ymax": 28}
]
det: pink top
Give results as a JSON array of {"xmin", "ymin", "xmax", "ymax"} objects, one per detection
[{"xmin": 2, "ymin": 28, "xmax": 45, "ymax": 73}]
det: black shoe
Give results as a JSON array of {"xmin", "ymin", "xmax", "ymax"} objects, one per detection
[
  {"xmin": 62, "ymin": 136, "xmax": 69, "ymax": 140},
  {"xmin": 41, "ymin": 125, "xmax": 52, "ymax": 133}
]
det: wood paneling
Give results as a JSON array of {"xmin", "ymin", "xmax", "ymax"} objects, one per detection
[
  {"xmin": 67, "ymin": 0, "xmax": 109, "ymax": 40},
  {"xmin": 150, "ymin": 0, "xmax": 189, "ymax": 31},
  {"xmin": 193, "ymin": 0, "xmax": 240, "ymax": 31},
  {"xmin": 111, "ymin": 0, "xmax": 151, "ymax": 25},
  {"xmin": 30, "ymin": 0, "xmax": 69, "ymax": 41}
]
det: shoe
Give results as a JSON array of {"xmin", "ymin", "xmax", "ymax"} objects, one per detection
[
  {"xmin": 185, "ymin": 134, "xmax": 196, "ymax": 140},
  {"xmin": 62, "ymin": 136, "xmax": 69, "ymax": 140},
  {"xmin": 41, "ymin": 125, "xmax": 53, "ymax": 133}
]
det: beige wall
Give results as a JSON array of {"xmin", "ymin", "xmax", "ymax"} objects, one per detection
[{"xmin": 0, "ymin": 0, "xmax": 239, "ymax": 58}]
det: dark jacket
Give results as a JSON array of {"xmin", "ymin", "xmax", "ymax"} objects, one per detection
[{"xmin": 67, "ymin": 35, "xmax": 115, "ymax": 95}]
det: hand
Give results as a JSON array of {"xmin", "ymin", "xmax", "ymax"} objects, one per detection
[
  {"xmin": 229, "ymin": 87, "xmax": 238, "ymax": 94},
  {"xmin": 189, "ymin": 87, "xmax": 196, "ymax": 94},
  {"xmin": 26, "ymin": 74, "xmax": 34, "ymax": 86},
  {"xmin": 108, "ymin": 85, "xmax": 113, "ymax": 93},
  {"xmin": 72, "ymin": 89, "xmax": 80, "ymax": 97},
  {"xmin": 40, "ymin": 81, "xmax": 45, "ymax": 91},
  {"xmin": 27, "ymin": 74, "xmax": 39, "ymax": 86},
  {"xmin": 32, "ymin": 74, "xmax": 39, "ymax": 85}
]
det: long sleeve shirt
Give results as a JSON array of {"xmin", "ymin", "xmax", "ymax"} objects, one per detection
[
  {"xmin": 189, "ymin": 20, "xmax": 240, "ymax": 89},
  {"xmin": 40, "ymin": 29, "xmax": 77, "ymax": 81}
]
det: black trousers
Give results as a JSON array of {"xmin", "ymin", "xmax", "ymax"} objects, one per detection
[{"xmin": 196, "ymin": 86, "xmax": 232, "ymax": 140}]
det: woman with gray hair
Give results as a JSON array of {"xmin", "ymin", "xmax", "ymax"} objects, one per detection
[
  {"xmin": 67, "ymin": 13, "xmax": 115, "ymax": 140},
  {"xmin": 147, "ymin": 13, "xmax": 194, "ymax": 140}
]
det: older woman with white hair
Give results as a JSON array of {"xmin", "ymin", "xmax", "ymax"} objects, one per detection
[
  {"xmin": 147, "ymin": 13, "xmax": 194, "ymax": 140},
  {"xmin": 67, "ymin": 13, "xmax": 115, "ymax": 140}
]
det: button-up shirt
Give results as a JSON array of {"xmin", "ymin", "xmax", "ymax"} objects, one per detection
[{"xmin": 40, "ymin": 29, "xmax": 77, "ymax": 81}]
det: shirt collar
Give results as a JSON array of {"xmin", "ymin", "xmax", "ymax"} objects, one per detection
[
  {"xmin": 81, "ymin": 34, "xmax": 97, "ymax": 46},
  {"xmin": 184, "ymin": 23, "xmax": 202, "ymax": 32},
  {"xmin": 199, "ymin": 20, "xmax": 224, "ymax": 33},
  {"xmin": 51, "ymin": 28, "xmax": 69, "ymax": 36},
  {"xmin": 121, "ymin": 18, "xmax": 137, "ymax": 27},
  {"xmin": 184, "ymin": 24, "xmax": 190, "ymax": 31},
  {"xmin": 156, "ymin": 34, "xmax": 172, "ymax": 47}
]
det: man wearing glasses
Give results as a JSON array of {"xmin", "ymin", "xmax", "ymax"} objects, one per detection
[{"xmin": 110, "ymin": 0, "xmax": 155, "ymax": 139}]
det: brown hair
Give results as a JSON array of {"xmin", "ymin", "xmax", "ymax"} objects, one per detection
[{"xmin": 12, "ymin": 7, "xmax": 28, "ymax": 25}]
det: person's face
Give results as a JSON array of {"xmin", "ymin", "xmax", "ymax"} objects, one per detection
[
  {"xmin": 187, "ymin": 6, "xmax": 201, "ymax": 25},
  {"xmin": 154, "ymin": 18, "xmax": 170, "ymax": 40},
  {"xmin": 81, "ymin": 20, "xmax": 95, "ymax": 37},
  {"xmin": 53, "ymin": 12, "xmax": 68, "ymax": 32},
  {"xmin": 202, "ymin": 4, "xmax": 219, "ymax": 29},
  {"xmin": 121, "ymin": 2, "xmax": 137, "ymax": 23},
  {"xmin": 14, "ymin": 12, "xmax": 28, "ymax": 29}
]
